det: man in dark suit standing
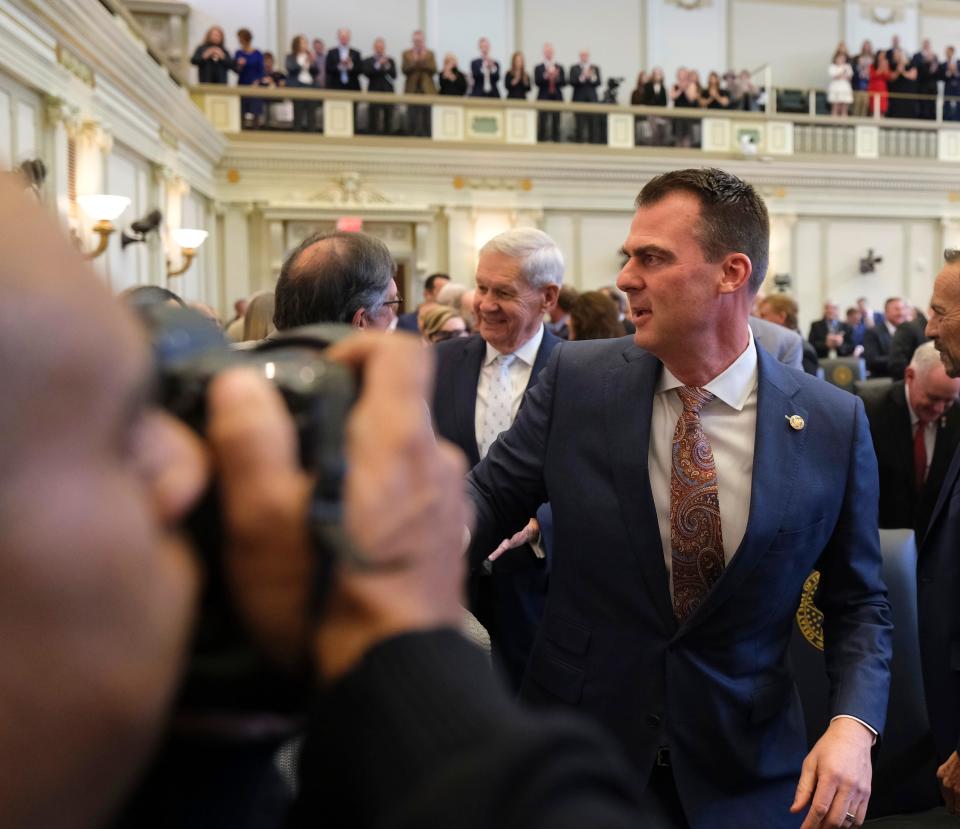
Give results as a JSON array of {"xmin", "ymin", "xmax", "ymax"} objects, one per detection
[
  {"xmin": 325, "ymin": 28, "xmax": 361, "ymax": 91},
  {"xmin": 863, "ymin": 296, "xmax": 908, "ymax": 377},
  {"xmin": 470, "ymin": 37, "xmax": 501, "ymax": 98},
  {"xmin": 432, "ymin": 228, "xmax": 563, "ymax": 692},
  {"xmin": 467, "ymin": 168, "xmax": 892, "ymax": 828},
  {"xmin": 396, "ymin": 272, "xmax": 449, "ymax": 333},
  {"xmin": 535, "ymin": 43, "xmax": 566, "ymax": 141},
  {"xmin": 916, "ymin": 249, "xmax": 960, "ymax": 814},
  {"xmin": 889, "ymin": 309, "xmax": 930, "ymax": 380},
  {"xmin": 809, "ymin": 299, "xmax": 855, "ymax": 358},
  {"xmin": 860, "ymin": 341, "xmax": 960, "ymax": 543},
  {"xmin": 570, "ymin": 50, "xmax": 602, "ymax": 143},
  {"xmin": 361, "ymin": 37, "xmax": 397, "ymax": 135}
]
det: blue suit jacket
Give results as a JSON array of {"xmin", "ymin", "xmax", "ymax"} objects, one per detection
[
  {"xmin": 918, "ymin": 444, "xmax": 960, "ymax": 763},
  {"xmin": 467, "ymin": 337, "xmax": 893, "ymax": 828}
]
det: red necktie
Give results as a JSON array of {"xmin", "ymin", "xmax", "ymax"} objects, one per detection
[
  {"xmin": 914, "ymin": 422, "xmax": 928, "ymax": 491},
  {"xmin": 670, "ymin": 387, "xmax": 725, "ymax": 621},
  {"xmin": 547, "ymin": 64, "xmax": 556, "ymax": 95}
]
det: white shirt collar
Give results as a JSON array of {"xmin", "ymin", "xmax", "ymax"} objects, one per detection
[
  {"xmin": 657, "ymin": 327, "xmax": 758, "ymax": 412},
  {"xmin": 885, "ymin": 319, "xmax": 897, "ymax": 336},
  {"xmin": 484, "ymin": 323, "xmax": 544, "ymax": 367}
]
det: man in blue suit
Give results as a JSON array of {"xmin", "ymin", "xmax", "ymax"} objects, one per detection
[
  {"xmin": 469, "ymin": 37, "xmax": 501, "ymax": 97},
  {"xmin": 916, "ymin": 249, "xmax": 960, "ymax": 815},
  {"xmin": 432, "ymin": 228, "xmax": 562, "ymax": 692},
  {"xmin": 467, "ymin": 169, "xmax": 892, "ymax": 828}
]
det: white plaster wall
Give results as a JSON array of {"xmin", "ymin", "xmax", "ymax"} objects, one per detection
[
  {"xmin": 578, "ymin": 214, "xmax": 632, "ymax": 290},
  {"xmin": 0, "ymin": 71, "xmax": 40, "ymax": 167},
  {"xmin": 647, "ymin": 0, "xmax": 727, "ymax": 82},
  {"xmin": 427, "ymin": 0, "xmax": 512, "ymax": 81},
  {"xmin": 920, "ymin": 15, "xmax": 960, "ymax": 55},
  {"xmin": 104, "ymin": 145, "xmax": 154, "ymax": 293},
  {"xmin": 521, "ymin": 0, "xmax": 643, "ymax": 99},
  {"xmin": 732, "ymin": 0, "xmax": 842, "ymax": 87},
  {"xmin": 179, "ymin": 189, "xmax": 213, "ymax": 303},
  {"xmin": 845, "ymin": 2, "xmax": 919, "ymax": 55}
]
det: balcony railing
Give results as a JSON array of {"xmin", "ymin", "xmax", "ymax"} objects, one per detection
[{"xmin": 191, "ymin": 84, "xmax": 960, "ymax": 163}]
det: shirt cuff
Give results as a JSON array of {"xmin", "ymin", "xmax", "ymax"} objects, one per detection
[{"xmin": 831, "ymin": 714, "xmax": 878, "ymax": 745}]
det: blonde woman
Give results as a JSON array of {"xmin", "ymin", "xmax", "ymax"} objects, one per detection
[
  {"xmin": 242, "ymin": 290, "xmax": 276, "ymax": 342},
  {"xmin": 420, "ymin": 305, "xmax": 468, "ymax": 344}
]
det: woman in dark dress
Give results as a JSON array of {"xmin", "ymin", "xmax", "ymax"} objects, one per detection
[
  {"xmin": 504, "ymin": 52, "xmax": 531, "ymax": 99},
  {"xmin": 285, "ymin": 34, "xmax": 319, "ymax": 131},
  {"xmin": 642, "ymin": 67, "xmax": 668, "ymax": 145},
  {"xmin": 887, "ymin": 47, "xmax": 918, "ymax": 118},
  {"xmin": 438, "ymin": 53, "xmax": 467, "ymax": 96},
  {"xmin": 234, "ymin": 28, "xmax": 265, "ymax": 127},
  {"xmin": 700, "ymin": 72, "xmax": 730, "ymax": 109},
  {"xmin": 191, "ymin": 26, "xmax": 233, "ymax": 84},
  {"xmin": 672, "ymin": 73, "xmax": 701, "ymax": 147}
]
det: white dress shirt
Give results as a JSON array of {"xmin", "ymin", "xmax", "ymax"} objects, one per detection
[
  {"xmin": 474, "ymin": 324, "xmax": 544, "ymax": 445},
  {"xmin": 650, "ymin": 328, "xmax": 758, "ymax": 593},
  {"xmin": 905, "ymin": 383, "xmax": 937, "ymax": 478},
  {"xmin": 649, "ymin": 327, "xmax": 877, "ymax": 738}
]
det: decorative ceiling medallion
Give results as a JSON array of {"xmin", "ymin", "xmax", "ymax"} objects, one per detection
[
  {"xmin": 673, "ymin": 0, "xmax": 709, "ymax": 10},
  {"xmin": 867, "ymin": 3, "xmax": 898, "ymax": 24},
  {"xmin": 307, "ymin": 173, "xmax": 389, "ymax": 205}
]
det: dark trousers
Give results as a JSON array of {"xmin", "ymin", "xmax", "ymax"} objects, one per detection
[
  {"xmin": 369, "ymin": 103, "xmax": 394, "ymax": 134},
  {"xmin": 407, "ymin": 103, "xmax": 431, "ymax": 137},
  {"xmin": 575, "ymin": 111, "xmax": 601, "ymax": 143},
  {"xmin": 538, "ymin": 108, "xmax": 561, "ymax": 141}
]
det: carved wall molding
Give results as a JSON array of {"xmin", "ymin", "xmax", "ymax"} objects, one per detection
[{"xmin": 306, "ymin": 173, "xmax": 391, "ymax": 205}]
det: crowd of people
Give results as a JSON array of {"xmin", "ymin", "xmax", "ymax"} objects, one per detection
[
  {"xmin": 827, "ymin": 36, "xmax": 960, "ymax": 119},
  {"xmin": 5, "ymin": 165, "xmax": 960, "ymax": 829}
]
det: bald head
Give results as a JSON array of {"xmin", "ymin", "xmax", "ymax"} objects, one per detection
[{"xmin": 274, "ymin": 231, "xmax": 398, "ymax": 330}]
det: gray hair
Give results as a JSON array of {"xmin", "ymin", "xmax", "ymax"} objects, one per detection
[
  {"xmin": 273, "ymin": 231, "xmax": 395, "ymax": 330},
  {"xmin": 479, "ymin": 228, "xmax": 564, "ymax": 289},
  {"xmin": 436, "ymin": 281, "xmax": 468, "ymax": 308},
  {"xmin": 910, "ymin": 341, "xmax": 944, "ymax": 375}
]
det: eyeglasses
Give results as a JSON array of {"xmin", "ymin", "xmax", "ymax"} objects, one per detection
[{"xmin": 382, "ymin": 296, "xmax": 403, "ymax": 310}]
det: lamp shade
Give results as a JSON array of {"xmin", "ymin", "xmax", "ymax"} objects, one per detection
[
  {"xmin": 171, "ymin": 228, "xmax": 209, "ymax": 250},
  {"xmin": 76, "ymin": 194, "xmax": 131, "ymax": 222}
]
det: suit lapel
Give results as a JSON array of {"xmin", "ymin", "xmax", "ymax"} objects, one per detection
[
  {"xmin": 925, "ymin": 442, "xmax": 960, "ymax": 542},
  {"xmin": 523, "ymin": 329, "xmax": 561, "ymax": 396},
  {"xmin": 603, "ymin": 346, "xmax": 678, "ymax": 635},
  {"xmin": 453, "ymin": 336, "xmax": 485, "ymax": 467},
  {"xmin": 679, "ymin": 348, "xmax": 807, "ymax": 633}
]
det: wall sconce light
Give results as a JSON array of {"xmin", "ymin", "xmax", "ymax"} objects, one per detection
[
  {"xmin": 121, "ymin": 209, "xmax": 163, "ymax": 249},
  {"xmin": 76, "ymin": 195, "xmax": 131, "ymax": 259},
  {"xmin": 167, "ymin": 228, "xmax": 208, "ymax": 278}
]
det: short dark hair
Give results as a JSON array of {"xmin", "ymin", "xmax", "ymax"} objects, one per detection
[
  {"xmin": 237, "ymin": 28, "xmax": 252, "ymax": 42},
  {"xmin": 274, "ymin": 231, "xmax": 396, "ymax": 330},
  {"xmin": 570, "ymin": 291, "xmax": 624, "ymax": 341},
  {"xmin": 636, "ymin": 168, "xmax": 769, "ymax": 293},
  {"xmin": 424, "ymin": 273, "xmax": 449, "ymax": 294},
  {"xmin": 884, "ymin": 296, "xmax": 903, "ymax": 310},
  {"xmin": 557, "ymin": 285, "xmax": 579, "ymax": 313}
]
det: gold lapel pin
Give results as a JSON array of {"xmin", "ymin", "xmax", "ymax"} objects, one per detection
[{"xmin": 786, "ymin": 414, "xmax": 805, "ymax": 431}]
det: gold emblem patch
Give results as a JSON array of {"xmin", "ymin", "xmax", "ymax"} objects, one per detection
[
  {"xmin": 833, "ymin": 365, "xmax": 853, "ymax": 386},
  {"xmin": 797, "ymin": 571, "xmax": 824, "ymax": 651}
]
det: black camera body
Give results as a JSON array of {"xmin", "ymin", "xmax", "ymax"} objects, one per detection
[{"xmin": 138, "ymin": 305, "xmax": 356, "ymax": 728}]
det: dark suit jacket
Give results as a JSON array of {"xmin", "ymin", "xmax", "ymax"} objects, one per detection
[
  {"xmin": 860, "ymin": 380, "xmax": 960, "ymax": 544},
  {"xmin": 570, "ymin": 64, "xmax": 602, "ymax": 102},
  {"xmin": 361, "ymin": 55, "xmax": 396, "ymax": 91},
  {"xmin": 469, "ymin": 58, "xmax": 501, "ymax": 97},
  {"xmin": 889, "ymin": 314, "xmax": 929, "ymax": 380},
  {"xmin": 534, "ymin": 63, "xmax": 566, "ymax": 100},
  {"xmin": 642, "ymin": 81, "xmax": 668, "ymax": 106},
  {"xmin": 467, "ymin": 338, "xmax": 892, "ymax": 828},
  {"xmin": 325, "ymin": 47, "xmax": 362, "ymax": 90},
  {"xmin": 395, "ymin": 311, "xmax": 419, "ymax": 333},
  {"xmin": 432, "ymin": 330, "xmax": 561, "ymax": 688},
  {"xmin": 808, "ymin": 318, "xmax": 855, "ymax": 358},
  {"xmin": 863, "ymin": 324, "xmax": 894, "ymax": 376},
  {"xmin": 918, "ymin": 444, "xmax": 960, "ymax": 763}
]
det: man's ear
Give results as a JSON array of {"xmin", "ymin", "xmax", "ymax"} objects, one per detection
[
  {"xmin": 351, "ymin": 307, "xmax": 367, "ymax": 328},
  {"xmin": 717, "ymin": 253, "xmax": 753, "ymax": 296},
  {"xmin": 542, "ymin": 283, "xmax": 560, "ymax": 312}
]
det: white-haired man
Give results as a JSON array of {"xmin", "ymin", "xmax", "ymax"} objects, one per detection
[
  {"xmin": 860, "ymin": 340, "xmax": 960, "ymax": 544},
  {"xmin": 430, "ymin": 228, "xmax": 563, "ymax": 691}
]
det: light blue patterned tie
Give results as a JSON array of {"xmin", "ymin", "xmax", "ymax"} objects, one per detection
[{"xmin": 479, "ymin": 354, "xmax": 516, "ymax": 459}]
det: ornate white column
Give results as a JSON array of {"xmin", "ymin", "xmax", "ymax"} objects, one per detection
[{"xmin": 43, "ymin": 96, "xmax": 80, "ymax": 225}]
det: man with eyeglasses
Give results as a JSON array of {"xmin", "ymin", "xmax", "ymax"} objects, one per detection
[
  {"xmin": 430, "ymin": 227, "xmax": 564, "ymax": 692},
  {"xmin": 273, "ymin": 231, "xmax": 401, "ymax": 331}
]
